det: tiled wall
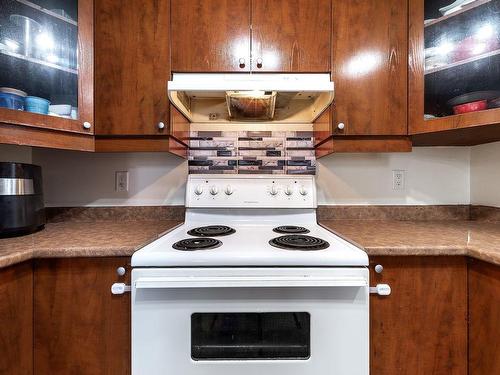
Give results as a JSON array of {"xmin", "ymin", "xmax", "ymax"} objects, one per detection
[{"xmin": 188, "ymin": 130, "xmax": 316, "ymax": 175}]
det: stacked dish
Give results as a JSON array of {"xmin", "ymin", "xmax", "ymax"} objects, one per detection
[
  {"xmin": 448, "ymin": 91, "xmax": 500, "ymax": 114},
  {"xmin": 0, "ymin": 87, "xmax": 27, "ymax": 110}
]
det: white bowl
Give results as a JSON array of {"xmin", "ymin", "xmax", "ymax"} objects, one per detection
[{"xmin": 49, "ymin": 104, "xmax": 72, "ymax": 115}]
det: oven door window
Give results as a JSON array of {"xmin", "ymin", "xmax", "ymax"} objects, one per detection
[{"xmin": 191, "ymin": 312, "xmax": 310, "ymax": 361}]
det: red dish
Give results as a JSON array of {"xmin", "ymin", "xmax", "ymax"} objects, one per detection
[{"xmin": 453, "ymin": 100, "xmax": 488, "ymax": 115}]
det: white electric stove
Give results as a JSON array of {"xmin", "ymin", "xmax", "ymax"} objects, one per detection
[{"xmin": 131, "ymin": 175, "xmax": 370, "ymax": 375}]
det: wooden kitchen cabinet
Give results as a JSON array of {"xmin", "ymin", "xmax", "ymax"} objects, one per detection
[
  {"xmin": 468, "ymin": 258, "xmax": 500, "ymax": 374},
  {"xmin": 171, "ymin": 0, "xmax": 330, "ymax": 73},
  {"xmin": 251, "ymin": 0, "xmax": 331, "ymax": 72},
  {"xmin": 409, "ymin": 0, "xmax": 500, "ymax": 146},
  {"xmin": 95, "ymin": 0, "xmax": 170, "ymax": 136},
  {"xmin": 93, "ymin": 0, "xmax": 187, "ymax": 156},
  {"xmin": 0, "ymin": 0, "xmax": 94, "ymax": 151},
  {"xmin": 171, "ymin": 0, "xmax": 251, "ymax": 72},
  {"xmin": 314, "ymin": 0, "xmax": 411, "ymax": 157},
  {"xmin": 0, "ymin": 261, "xmax": 33, "ymax": 375},
  {"xmin": 332, "ymin": 0, "xmax": 407, "ymax": 136},
  {"xmin": 370, "ymin": 256, "xmax": 467, "ymax": 375},
  {"xmin": 34, "ymin": 258, "xmax": 131, "ymax": 375}
]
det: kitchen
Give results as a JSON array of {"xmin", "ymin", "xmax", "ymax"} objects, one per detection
[{"xmin": 0, "ymin": 0, "xmax": 499, "ymax": 374}]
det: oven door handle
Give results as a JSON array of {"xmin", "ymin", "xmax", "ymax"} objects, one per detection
[{"xmin": 134, "ymin": 275, "xmax": 368, "ymax": 289}]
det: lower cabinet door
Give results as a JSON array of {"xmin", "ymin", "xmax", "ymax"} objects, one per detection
[
  {"xmin": 0, "ymin": 261, "xmax": 33, "ymax": 375},
  {"xmin": 370, "ymin": 256, "xmax": 467, "ymax": 375},
  {"xmin": 468, "ymin": 258, "xmax": 500, "ymax": 374},
  {"xmin": 34, "ymin": 258, "xmax": 130, "ymax": 375}
]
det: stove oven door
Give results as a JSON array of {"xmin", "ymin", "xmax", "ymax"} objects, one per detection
[{"xmin": 132, "ymin": 267, "xmax": 369, "ymax": 375}]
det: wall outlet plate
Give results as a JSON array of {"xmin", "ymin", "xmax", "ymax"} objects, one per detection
[
  {"xmin": 392, "ymin": 170, "xmax": 405, "ymax": 190},
  {"xmin": 115, "ymin": 171, "xmax": 129, "ymax": 192}
]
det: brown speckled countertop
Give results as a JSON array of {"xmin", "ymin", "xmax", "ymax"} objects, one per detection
[
  {"xmin": 1, "ymin": 205, "xmax": 499, "ymax": 269},
  {"xmin": 320, "ymin": 220, "xmax": 500, "ymax": 266},
  {"xmin": 0, "ymin": 220, "xmax": 181, "ymax": 269}
]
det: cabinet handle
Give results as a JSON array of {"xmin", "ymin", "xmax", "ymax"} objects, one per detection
[
  {"xmin": 374, "ymin": 264, "xmax": 384, "ymax": 274},
  {"xmin": 116, "ymin": 267, "xmax": 126, "ymax": 276},
  {"xmin": 337, "ymin": 122, "xmax": 345, "ymax": 130},
  {"xmin": 256, "ymin": 57, "xmax": 263, "ymax": 68},
  {"xmin": 239, "ymin": 57, "xmax": 246, "ymax": 68},
  {"xmin": 83, "ymin": 121, "xmax": 92, "ymax": 130},
  {"xmin": 158, "ymin": 122, "xmax": 165, "ymax": 130}
]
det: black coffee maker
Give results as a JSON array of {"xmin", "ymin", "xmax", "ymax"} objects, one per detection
[{"xmin": 0, "ymin": 162, "xmax": 45, "ymax": 237}]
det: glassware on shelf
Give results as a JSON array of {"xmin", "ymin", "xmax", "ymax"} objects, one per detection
[
  {"xmin": 9, "ymin": 14, "xmax": 41, "ymax": 57},
  {"xmin": 0, "ymin": 0, "xmax": 79, "ymax": 120}
]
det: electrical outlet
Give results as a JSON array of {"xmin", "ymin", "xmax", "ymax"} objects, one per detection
[
  {"xmin": 115, "ymin": 171, "xmax": 129, "ymax": 192},
  {"xmin": 392, "ymin": 170, "xmax": 405, "ymax": 191}
]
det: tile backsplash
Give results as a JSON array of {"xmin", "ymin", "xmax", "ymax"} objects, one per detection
[{"xmin": 189, "ymin": 130, "xmax": 316, "ymax": 175}]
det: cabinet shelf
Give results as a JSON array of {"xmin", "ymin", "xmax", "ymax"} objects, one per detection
[
  {"xmin": 424, "ymin": 0, "xmax": 492, "ymax": 28},
  {"xmin": 414, "ymin": 106, "xmax": 500, "ymax": 133},
  {"xmin": 15, "ymin": 0, "xmax": 78, "ymax": 26},
  {"xmin": 0, "ymin": 50, "xmax": 77, "ymax": 75},
  {"xmin": 0, "ymin": 107, "xmax": 83, "ymax": 133},
  {"xmin": 425, "ymin": 48, "xmax": 500, "ymax": 75}
]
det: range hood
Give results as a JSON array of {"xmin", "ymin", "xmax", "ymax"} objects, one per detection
[{"xmin": 167, "ymin": 73, "xmax": 334, "ymax": 123}]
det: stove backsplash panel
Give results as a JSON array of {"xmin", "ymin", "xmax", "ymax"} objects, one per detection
[{"xmin": 189, "ymin": 131, "xmax": 315, "ymax": 175}]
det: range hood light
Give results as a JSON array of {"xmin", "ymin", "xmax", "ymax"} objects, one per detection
[{"xmin": 226, "ymin": 91, "xmax": 277, "ymax": 120}]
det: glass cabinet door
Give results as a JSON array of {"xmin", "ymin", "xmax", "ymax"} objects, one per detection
[
  {"xmin": 0, "ymin": 0, "xmax": 79, "ymax": 120},
  {"xmin": 423, "ymin": 0, "xmax": 500, "ymax": 119}
]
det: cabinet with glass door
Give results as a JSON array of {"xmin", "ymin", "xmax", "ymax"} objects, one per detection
[
  {"xmin": 410, "ymin": 0, "xmax": 500, "ymax": 139},
  {"xmin": 0, "ymin": 0, "xmax": 93, "ymax": 138}
]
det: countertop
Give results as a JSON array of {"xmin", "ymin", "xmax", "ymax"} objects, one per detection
[
  {"xmin": 0, "ymin": 220, "xmax": 181, "ymax": 269},
  {"xmin": 1, "ymin": 218, "xmax": 499, "ymax": 269},
  {"xmin": 320, "ymin": 220, "xmax": 500, "ymax": 266}
]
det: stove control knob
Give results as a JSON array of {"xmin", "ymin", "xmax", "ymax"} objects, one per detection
[
  {"xmin": 299, "ymin": 186, "xmax": 308, "ymax": 196},
  {"xmin": 194, "ymin": 185, "xmax": 204, "ymax": 195},
  {"xmin": 210, "ymin": 185, "xmax": 219, "ymax": 195},
  {"xmin": 269, "ymin": 185, "xmax": 278, "ymax": 196},
  {"xmin": 225, "ymin": 185, "xmax": 234, "ymax": 195},
  {"xmin": 284, "ymin": 186, "xmax": 294, "ymax": 196}
]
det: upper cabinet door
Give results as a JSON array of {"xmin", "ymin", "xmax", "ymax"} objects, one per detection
[
  {"xmin": 171, "ymin": 0, "xmax": 251, "ymax": 72},
  {"xmin": 251, "ymin": 0, "xmax": 331, "ymax": 72},
  {"xmin": 0, "ymin": 0, "xmax": 93, "ymax": 134},
  {"xmin": 332, "ymin": 0, "xmax": 408, "ymax": 135},
  {"xmin": 95, "ymin": 0, "xmax": 170, "ymax": 135},
  {"xmin": 409, "ymin": 0, "xmax": 500, "ymax": 136}
]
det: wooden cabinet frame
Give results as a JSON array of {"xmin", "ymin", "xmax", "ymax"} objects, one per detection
[
  {"xmin": 409, "ymin": 0, "xmax": 500, "ymax": 146},
  {"xmin": 0, "ymin": 0, "xmax": 95, "ymax": 151},
  {"xmin": 0, "ymin": 0, "xmax": 94, "ymax": 137}
]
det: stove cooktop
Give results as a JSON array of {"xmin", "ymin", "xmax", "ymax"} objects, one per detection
[
  {"xmin": 132, "ymin": 175, "xmax": 368, "ymax": 268},
  {"xmin": 133, "ymin": 219, "xmax": 367, "ymax": 267}
]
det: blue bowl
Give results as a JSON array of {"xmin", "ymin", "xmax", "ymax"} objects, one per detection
[
  {"xmin": 0, "ymin": 92, "xmax": 25, "ymax": 110},
  {"xmin": 25, "ymin": 96, "xmax": 50, "ymax": 114}
]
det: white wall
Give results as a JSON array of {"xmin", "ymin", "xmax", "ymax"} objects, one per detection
[
  {"xmin": 32, "ymin": 148, "xmax": 187, "ymax": 207},
  {"xmin": 316, "ymin": 147, "xmax": 471, "ymax": 205},
  {"xmin": 0, "ymin": 145, "xmax": 32, "ymax": 163},
  {"xmin": 30, "ymin": 146, "xmax": 472, "ymax": 207},
  {"xmin": 470, "ymin": 141, "xmax": 500, "ymax": 208}
]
